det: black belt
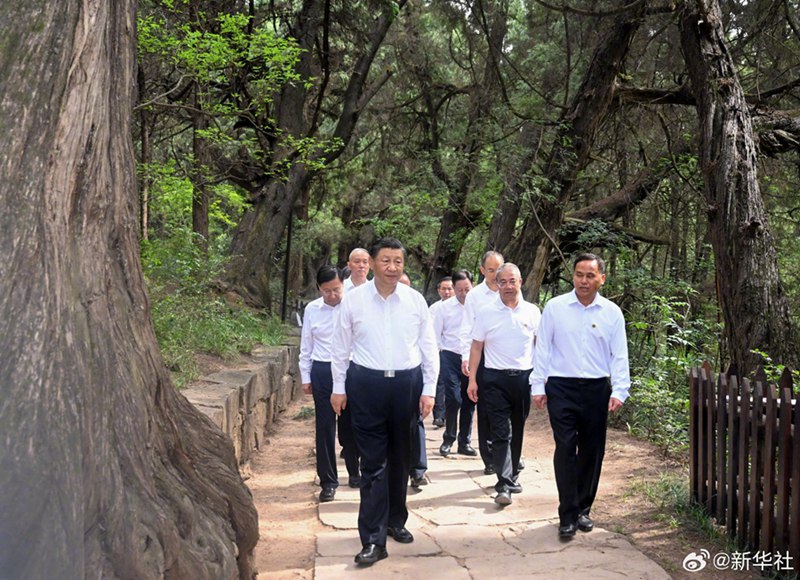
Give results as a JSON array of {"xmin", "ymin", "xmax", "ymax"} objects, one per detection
[
  {"xmin": 351, "ymin": 362, "xmax": 419, "ymax": 378},
  {"xmin": 550, "ymin": 376, "xmax": 609, "ymax": 385},
  {"xmin": 486, "ymin": 367, "xmax": 531, "ymax": 377}
]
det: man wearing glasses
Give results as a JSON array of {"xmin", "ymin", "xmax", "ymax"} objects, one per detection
[{"xmin": 466, "ymin": 263, "xmax": 541, "ymax": 506}]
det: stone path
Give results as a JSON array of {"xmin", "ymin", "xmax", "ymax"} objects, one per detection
[{"xmin": 311, "ymin": 417, "xmax": 671, "ymax": 579}]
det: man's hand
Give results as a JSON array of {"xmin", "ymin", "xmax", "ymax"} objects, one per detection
[
  {"xmin": 302, "ymin": 382, "xmax": 312, "ymax": 396},
  {"xmin": 467, "ymin": 381, "xmax": 478, "ymax": 403},
  {"xmin": 331, "ymin": 393, "xmax": 347, "ymax": 416},
  {"xmin": 532, "ymin": 394, "xmax": 547, "ymax": 410},
  {"xmin": 419, "ymin": 395, "xmax": 435, "ymax": 418},
  {"xmin": 461, "ymin": 360, "xmax": 470, "ymax": 377},
  {"xmin": 608, "ymin": 397, "xmax": 623, "ymax": 413}
]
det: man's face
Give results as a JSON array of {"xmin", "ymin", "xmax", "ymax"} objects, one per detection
[
  {"xmin": 453, "ymin": 278, "xmax": 472, "ymax": 304},
  {"xmin": 348, "ymin": 250, "xmax": 370, "ymax": 282},
  {"xmin": 318, "ymin": 277, "xmax": 344, "ymax": 307},
  {"xmin": 437, "ymin": 280, "xmax": 454, "ymax": 300},
  {"xmin": 496, "ymin": 268, "xmax": 521, "ymax": 305},
  {"xmin": 370, "ymin": 248, "xmax": 405, "ymax": 287},
  {"xmin": 573, "ymin": 259, "xmax": 605, "ymax": 303},
  {"xmin": 480, "ymin": 255, "xmax": 504, "ymax": 286}
]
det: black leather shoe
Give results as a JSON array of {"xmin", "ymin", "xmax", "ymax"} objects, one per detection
[
  {"xmin": 348, "ymin": 475, "xmax": 361, "ymax": 488},
  {"xmin": 432, "ymin": 418, "xmax": 445, "ymax": 428},
  {"xmin": 439, "ymin": 443, "xmax": 452, "ymax": 456},
  {"xmin": 319, "ymin": 487, "xmax": 336, "ymax": 502},
  {"xmin": 505, "ymin": 482, "xmax": 523, "ymax": 494},
  {"xmin": 483, "ymin": 465, "xmax": 495, "ymax": 475},
  {"xmin": 517, "ymin": 458, "xmax": 526, "ymax": 471},
  {"xmin": 495, "ymin": 490, "xmax": 512, "ymax": 505},
  {"xmin": 354, "ymin": 544, "xmax": 388, "ymax": 565},
  {"xmin": 457, "ymin": 444, "xmax": 478, "ymax": 456},
  {"xmin": 558, "ymin": 522, "xmax": 578, "ymax": 538},
  {"xmin": 577, "ymin": 514, "xmax": 594, "ymax": 532},
  {"xmin": 387, "ymin": 526, "xmax": 414, "ymax": 543}
]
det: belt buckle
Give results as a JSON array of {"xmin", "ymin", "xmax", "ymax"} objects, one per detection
[{"xmin": 384, "ymin": 370, "xmax": 395, "ymax": 378}]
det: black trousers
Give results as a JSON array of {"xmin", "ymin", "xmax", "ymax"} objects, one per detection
[
  {"xmin": 433, "ymin": 357, "xmax": 446, "ymax": 422},
  {"xmin": 347, "ymin": 364, "xmax": 421, "ymax": 547},
  {"xmin": 410, "ymin": 411, "xmax": 427, "ymax": 479},
  {"xmin": 482, "ymin": 368, "xmax": 531, "ymax": 491},
  {"xmin": 545, "ymin": 376, "xmax": 611, "ymax": 525},
  {"xmin": 475, "ymin": 355, "xmax": 493, "ymax": 468},
  {"xmin": 440, "ymin": 350, "xmax": 475, "ymax": 447},
  {"xmin": 311, "ymin": 361, "xmax": 359, "ymax": 489}
]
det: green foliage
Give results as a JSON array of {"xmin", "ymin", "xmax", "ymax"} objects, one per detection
[{"xmin": 750, "ymin": 349, "xmax": 800, "ymax": 388}]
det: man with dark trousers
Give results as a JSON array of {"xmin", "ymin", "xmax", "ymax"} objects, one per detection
[
  {"xmin": 429, "ymin": 276, "xmax": 454, "ymax": 427},
  {"xmin": 460, "ymin": 250, "xmax": 504, "ymax": 474},
  {"xmin": 467, "ymin": 264, "xmax": 540, "ymax": 506},
  {"xmin": 433, "ymin": 270, "xmax": 476, "ymax": 457},
  {"xmin": 331, "ymin": 238, "xmax": 439, "ymax": 566},
  {"xmin": 299, "ymin": 266, "xmax": 360, "ymax": 502},
  {"xmin": 531, "ymin": 253, "xmax": 630, "ymax": 538}
]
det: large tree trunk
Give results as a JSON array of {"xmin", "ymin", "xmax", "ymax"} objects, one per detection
[
  {"xmin": 506, "ymin": 1, "xmax": 644, "ymax": 298},
  {"xmin": 679, "ymin": 0, "xmax": 798, "ymax": 374},
  {"xmin": 0, "ymin": 3, "xmax": 258, "ymax": 578}
]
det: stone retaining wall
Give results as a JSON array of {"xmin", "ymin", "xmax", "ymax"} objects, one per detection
[{"xmin": 182, "ymin": 341, "xmax": 300, "ymax": 466}]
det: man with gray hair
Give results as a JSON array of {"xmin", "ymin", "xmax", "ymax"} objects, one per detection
[
  {"xmin": 344, "ymin": 247, "xmax": 370, "ymax": 291},
  {"xmin": 467, "ymin": 263, "xmax": 540, "ymax": 506}
]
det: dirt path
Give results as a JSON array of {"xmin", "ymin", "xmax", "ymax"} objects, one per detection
[{"xmin": 247, "ymin": 395, "xmax": 758, "ymax": 579}]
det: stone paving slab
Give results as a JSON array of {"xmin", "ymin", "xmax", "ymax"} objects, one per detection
[{"xmin": 315, "ymin": 555, "xmax": 470, "ymax": 579}]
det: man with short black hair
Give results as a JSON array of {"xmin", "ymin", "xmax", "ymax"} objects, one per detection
[
  {"xmin": 434, "ymin": 270, "xmax": 476, "ymax": 457},
  {"xmin": 299, "ymin": 266, "xmax": 360, "ymax": 503},
  {"xmin": 531, "ymin": 253, "xmax": 630, "ymax": 538},
  {"xmin": 467, "ymin": 264, "xmax": 540, "ymax": 506},
  {"xmin": 331, "ymin": 238, "xmax": 439, "ymax": 566}
]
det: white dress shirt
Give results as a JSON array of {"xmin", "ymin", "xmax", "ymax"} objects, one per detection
[
  {"xmin": 344, "ymin": 277, "xmax": 355, "ymax": 292},
  {"xmin": 433, "ymin": 296, "xmax": 467, "ymax": 354},
  {"xmin": 331, "ymin": 281, "xmax": 440, "ymax": 397},
  {"xmin": 471, "ymin": 295, "xmax": 541, "ymax": 370},
  {"xmin": 298, "ymin": 297, "xmax": 339, "ymax": 384},
  {"xmin": 460, "ymin": 281, "xmax": 499, "ymax": 361},
  {"xmin": 530, "ymin": 290, "xmax": 631, "ymax": 402}
]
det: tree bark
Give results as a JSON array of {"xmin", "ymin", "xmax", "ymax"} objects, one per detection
[
  {"xmin": 506, "ymin": 0, "xmax": 645, "ymax": 298},
  {"xmin": 679, "ymin": 0, "xmax": 798, "ymax": 374},
  {"xmin": 0, "ymin": 3, "xmax": 258, "ymax": 578}
]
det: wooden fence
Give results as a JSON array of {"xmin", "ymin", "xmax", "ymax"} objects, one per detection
[{"xmin": 689, "ymin": 363, "xmax": 799, "ymax": 568}]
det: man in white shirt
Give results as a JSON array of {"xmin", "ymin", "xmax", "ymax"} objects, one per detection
[
  {"xmin": 530, "ymin": 253, "xmax": 630, "ymax": 538},
  {"xmin": 331, "ymin": 238, "xmax": 439, "ymax": 566},
  {"xmin": 343, "ymin": 247, "xmax": 370, "ymax": 291},
  {"xmin": 429, "ymin": 276, "xmax": 454, "ymax": 427},
  {"xmin": 433, "ymin": 270, "xmax": 476, "ymax": 457},
  {"xmin": 467, "ymin": 264, "xmax": 540, "ymax": 506},
  {"xmin": 460, "ymin": 250, "xmax": 504, "ymax": 474},
  {"xmin": 299, "ymin": 266, "xmax": 360, "ymax": 503}
]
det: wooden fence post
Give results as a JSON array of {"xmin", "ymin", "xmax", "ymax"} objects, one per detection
[
  {"xmin": 748, "ymin": 378, "xmax": 764, "ymax": 549},
  {"xmin": 736, "ymin": 378, "xmax": 751, "ymax": 549},
  {"xmin": 726, "ymin": 374, "xmax": 739, "ymax": 538},
  {"xmin": 775, "ymin": 385, "xmax": 792, "ymax": 553},
  {"xmin": 761, "ymin": 380, "xmax": 777, "ymax": 555},
  {"xmin": 715, "ymin": 372, "xmax": 728, "ymax": 523},
  {"xmin": 689, "ymin": 367, "xmax": 699, "ymax": 503}
]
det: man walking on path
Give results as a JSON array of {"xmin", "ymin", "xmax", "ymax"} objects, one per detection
[
  {"xmin": 530, "ymin": 253, "xmax": 630, "ymax": 538},
  {"xmin": 460, "ymin": 251, "xmax": 504, "ymax": 474},
  {"xmin": 331, "ymin": 238, "xmax": 439, "ymax": 566},
  {"xmin": 467, "ymin": 264, "xmax": 540, "ymax": 506},
  {"xmin": 430, "ymin": 276, "xmax": 455, "ymax": 428},
  {"xmin": 344, "ymin": 247, "xmax": 370, "ymax": 291},
  {"xmin": 433, "ymin": 270, "xmax": 476, "ymax": 457},
  {"xmin": 299, "ymin": 266, "xmax": 360, "ymax": 503}
]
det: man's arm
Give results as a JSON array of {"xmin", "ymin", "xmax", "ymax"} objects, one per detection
[
  {"xmin": 418, "ymin": 298, "xmax": 440, "ymax": 412},
  {"xmin": 530, "ymin": 303, "xmax": 553, "ymax": 408},
  {"xmin": 298, "ymin": 305, "xmax": 315, "ymax": 394},
  {"xmin": 466, "ymin": 340, "xmax": 484, "ymax": 403},
  {"xmin": 330, "ymin": 300, "xmax": 353, "ymax": 415},
  {"xmin": 608, "ymin": 307, "xmax": 631, "ymax": 411},
  {"xmin": 459, "ymin": 295, "xmax": 476, "ymax": 376}
]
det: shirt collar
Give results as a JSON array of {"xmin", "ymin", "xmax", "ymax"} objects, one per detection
[
  {"xmin": 367, "ymin": 279, "xmax": 401, "ymax": 301},
  {"xmin": 568, "ymin": 289, "xmax": 603, "ymax": 308}
]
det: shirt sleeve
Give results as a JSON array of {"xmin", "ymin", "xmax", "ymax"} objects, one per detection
[
  {"xmin": 460, "ymin": 295, "xmax": 476, "ymax": 361},
  {"xmin": 530, "ymin": 303, "xmax": 553, "ymax": 396},
  {"xmin": 418, "ymin": 298, "xmax": 440, "ymax": 398},
  {"xmin": 298, "ymin": 305, "xmax": 314, "ymax": 384},
  {"xmin": 609, "ymin": 307, "xmax": 631, "ymax": 402},
  {"xmin": 470, "ymin": 305, "xmax": 487, "ymax": 342},
  {"xmin": 432, "ymin": 303, "xmax": 445, "ymax": 350},
  {"xmin": 330, "ymin": 298, "xmax": 353, "ymax": 395}
]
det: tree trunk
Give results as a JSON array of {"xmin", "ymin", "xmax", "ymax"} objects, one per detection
[
  {"xmin": 0, "ymin": 3, "xmax": 258, "ymax": 578},
  {"xmin": 679, "ymin": 0, "xmax": 798, "ymax": 374},
  {"xmin": 506, "ymin": 1, "xmax": 645, "ymax": 298}
]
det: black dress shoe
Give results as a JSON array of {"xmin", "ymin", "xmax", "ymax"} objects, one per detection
[
  {"xmin": 457, "ymin": 444, "xmax": 477, "ymax": 456},
  {"xmin": 495, "ymin": 490, "xmax": 512, "ymax": 505},
  {"xmin": 410, "ymin": 474, "xmax": 428, "ymax": 488},
  {"xmin": 319, "ymin": 487, "xmax": 336, "ymax": 502},
  {"xmin": 558, "ymin": 522, "xmax": 578, "ymax": 538},
  {"xmin": 483, "ymin": 465, "xmax": 495, "ymax": 475},
  {"xmin": 439, "ymin": 442, "xmax": 452, "ymax": 456},
  {"xmin": 505, "ymin": 482, "xmax": 523, "ymax": 494},
  {"xmin": 577, "ymin": 514, "xmax": 594, "ymax": 532},
  {"xmin": 354, "ymin": 544, "xmax": 388, "ymax": 565},
  {"xmin": 517, "ymin": 458, "xmax": 526, "ymax": 470},
  {"xmin": 348, "ymin": 475, "xmax": 361, "ymax": 488},
  {"xmin": 432, "ymin": 418, "xmax": 445, "ymax": 428},
  {"xmin": 387, "ymin": 526, "xmax": 414, "ymax": 543}
]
